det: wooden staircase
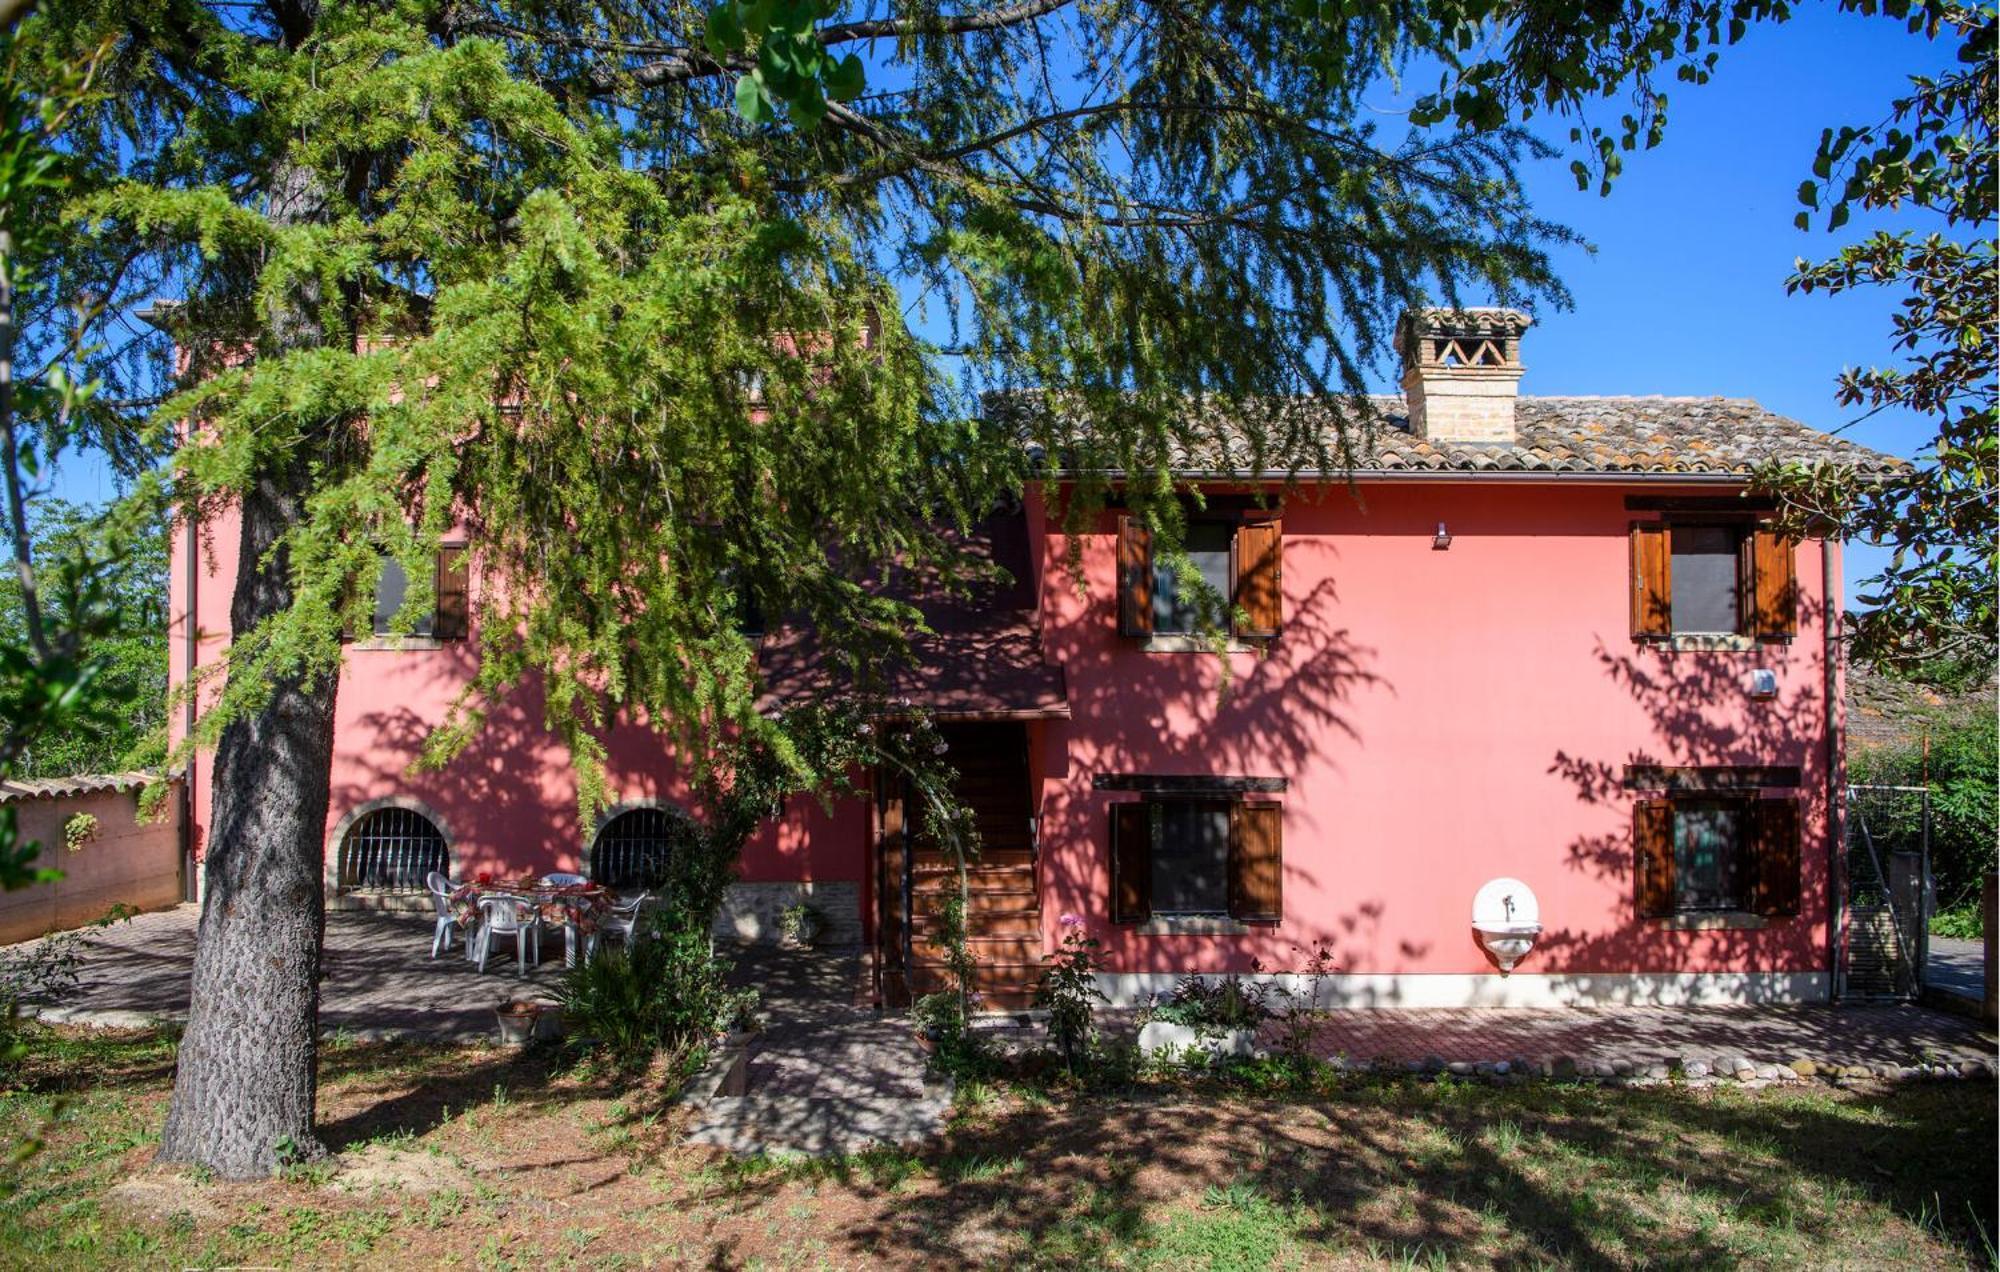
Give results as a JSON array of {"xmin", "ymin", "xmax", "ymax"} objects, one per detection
[{"xmin": 898, "ymin": 725, "xmax": 1044, "ymax": 1013}]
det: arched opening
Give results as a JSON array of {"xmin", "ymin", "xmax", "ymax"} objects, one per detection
[
  {"xmin": 589, "ymin": 805, "xmax": 694, "ymax": 891},
  {"xmin": 336, "ymin": 805, "xmax": 450, "ymax": 893}
]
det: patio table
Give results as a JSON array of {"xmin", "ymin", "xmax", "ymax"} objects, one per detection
[{"xmin": 450, "ymin": 877, "xmax": 613, "ymax": 969}]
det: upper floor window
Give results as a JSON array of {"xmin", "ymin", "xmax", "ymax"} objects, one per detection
[
  {"xmin": 349, "ymin": 546, "xmax": 468, "ymax": 643},
  {"xmin": 1118, "ymin": 510, "xmax": 1282, "ymax": 642},
  {"xmin": 1631, "ymin": 519, "xmax": 1795, "ymax": 642}
]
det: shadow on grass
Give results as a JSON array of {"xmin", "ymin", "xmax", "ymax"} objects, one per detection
[{"xmin": 811, "ymin": 1077, "xmax": 1997, "ymax": 1268}]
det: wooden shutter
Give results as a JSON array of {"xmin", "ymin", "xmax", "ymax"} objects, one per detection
[
  {"xmin": 1630, "ymin": 523, "xmax": 1671, "ymax": 639},
  {"xmin": 1110, "ymin": 802, "xmax": 1152, "ymax": 924},
  {"xmin": 1634, "ymin": 798, "xmax": 1675, "ymax": 918},
  {"xmin": 1232, "ymin": 517, "xmax": 1283, "ymax": 639},
  {"xmin": 1228, "ymin": 801, "xmax": 1283, "ymax": 923},
  {"xmin": 1748, "ymin": 797, "xmax": 1802, "ymax": 918},
  {"xmin": 1745, "ymin": 529, "xmax": 1797, "ymax": 640},
  {"xmin": 1117, "ymin": 515, "xmax": 1153, "ymax": 637},
  {"xmin": 434, "ymin": 545, "xmax": 470, "ymax": 641}
]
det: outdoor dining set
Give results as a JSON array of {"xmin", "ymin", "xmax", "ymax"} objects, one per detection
[{"xmin": 423, "ymin": 871, "xmax": 652, "ymax": 975}]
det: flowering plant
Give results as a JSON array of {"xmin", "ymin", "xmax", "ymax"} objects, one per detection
[{"xmin": 1034, "ymin": 916, "xmax": 1107, "ymax": 1073}]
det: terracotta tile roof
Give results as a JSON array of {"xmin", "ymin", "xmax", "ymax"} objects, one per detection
[
  {"xmin": 996, "ymin": 393, "xmax": 1907, "ymax": 477},
  {"xmin": 0, "ymin": 771, "xmax": 166, "ymax": 805},
  {"xmin": 758, "ymin": 505, "xmax": 1068, "ymax": 719}
]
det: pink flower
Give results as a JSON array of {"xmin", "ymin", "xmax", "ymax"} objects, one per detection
[{"xmin": 1059, "ymin": 913, "xmax": 1083, "ymax": 928}]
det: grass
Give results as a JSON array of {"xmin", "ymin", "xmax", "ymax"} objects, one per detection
[{"xmin": 0, "ymin": 1024, "xmax": 1994, "ymax": 1269}]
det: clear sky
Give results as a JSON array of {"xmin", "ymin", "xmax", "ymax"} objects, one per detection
[{"xmin": 48, "ymin": 5, "xmax": 1956, "ymax": 603}]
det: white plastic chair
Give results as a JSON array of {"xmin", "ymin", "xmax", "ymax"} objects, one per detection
[
  {"xmin": 587, "ymin": 890, "xmax": 651, "ymax": 962},
  {"xmin": 425, "ymin": 871, "xmax": 463, "ymax": 959},
  {"xmin": 473, "ymin": 895, "xmax": 541, "ymax": 976}
]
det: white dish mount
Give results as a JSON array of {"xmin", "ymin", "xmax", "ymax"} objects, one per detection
[{"xmin": 1471, "ymin": 877, "xmax": 1542, "ymax": 973}]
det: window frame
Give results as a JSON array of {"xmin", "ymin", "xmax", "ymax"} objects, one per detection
[
  {"xmin": 1110, "ymin": 793, "xmax": 1283, "ymax": 928},
  {"xmin": 346, "ymin": 543, "xmax": 470, "ymax": 647},
  {"xmin": 1117, "ymin": 505, "xmax": 1283, "ymax": 644},
  {"xmin": 1633, "ymin": 784, "xmax": 1801, "ymax": 924},
  {"xmin": 1630, "ymin": 516, "xmax": 1796, "ymax": 646}
]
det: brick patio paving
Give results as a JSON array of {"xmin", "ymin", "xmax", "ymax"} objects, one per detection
[{"xmin": 12, "ymin": 906, "xmax": 1996, "ymax": 1073}]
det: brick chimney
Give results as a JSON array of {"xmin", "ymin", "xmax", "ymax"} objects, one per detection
[{"xmin": 1394, "ymin": 308, "xmax": 1533, "ymax": 446}]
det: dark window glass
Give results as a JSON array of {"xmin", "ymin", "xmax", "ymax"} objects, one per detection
[
  {"xmin": 591, "ymin": 806, "xmax": 690, "ymax": 890},
  {"xmin": 1153, "ymin": 522, "xmax": 1234, "ymax": 634},
  {"xmin": 1151, "ymin": 799, "xmax": 1231, "ymax": 914},
  {"xmin": 1670, "ymin": 525, "xmax": 1741, "ymax": 634},
  {"xmin": 338, "ymin": 807, "xmax": 448, "ymax": 892},
  {"xmin": 372, "ymin": 556, "xmax": 435, "ymax": 637},
  {"xmin": 1673, "ymin": 801, "xmax": 1745, "ymax": 912}
]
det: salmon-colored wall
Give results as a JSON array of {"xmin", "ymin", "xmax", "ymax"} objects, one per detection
[
  {"xmin": 1030, "ymin": 480, "xmax": 1838, "ymax": 979},
  {"xmin": 168, "ymin": 506, "xmax": 867, "ymax": 889},
  {"xmin": 172, "ymin": 475, "xmax": 1842, "ymax": 982}
]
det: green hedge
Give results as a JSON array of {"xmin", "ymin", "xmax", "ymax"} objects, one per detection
[{"xmin": 1851, "ymin": 704, "xmax": 1997, "ymax": 936}]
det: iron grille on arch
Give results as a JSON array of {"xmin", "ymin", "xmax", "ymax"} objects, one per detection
[
  {"xmin": 336, "ymin": 806, "xmax": 449, "ymax": 893},
  {"xmin": 590, "ymin": 806, "xmax": 690, "ymax": 891}
]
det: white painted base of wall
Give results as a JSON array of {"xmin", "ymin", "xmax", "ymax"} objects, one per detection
[
  {"xmin": 1093, "ymin": 971, "xmax": 1832, "ymax": 1010},
  {"xmin": 711, "ymin": 881, "xmax": 862, "ymax": 946}
]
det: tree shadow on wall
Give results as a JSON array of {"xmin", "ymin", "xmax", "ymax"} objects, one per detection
[{"xmin": 1536, "ymin": 618, "xmax": 1831, "ymax": 989}]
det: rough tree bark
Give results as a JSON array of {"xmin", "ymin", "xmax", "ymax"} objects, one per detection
[{"xmin": 154, "ymin": 464, "xmax": 339, "ymax": 1177}]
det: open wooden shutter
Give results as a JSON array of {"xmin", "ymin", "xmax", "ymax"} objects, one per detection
[
  {"xmin": 1110, "ymin": 803, "xmax": 1152, "ymax": 924},
  {"xmin": 1117, "ymin": 515, "xmax": 1153, "ymax": 637},
  {"xmin": 1745, "ymin": 529, "xmax": 1797, "ymax": 640},
  {"xmin": 1228, "ymin": 801, "xmax": 1283, "ymax": 923},
  {"xmin": 1748, "ymin": 797, "xmax": 1802, "ymax": 918},
  {"xmin": 1634, "ymin": 799, "xmax": 1674, "ymax": 918},
  {"xmin": 1232, "ymin": 517, "xmax": 1283, "ymax": 639},
  {"xmin": 434, "ymin": 545, "xmax": 470, "ymax": 641},
  {"xmin": 1630, "ymin": 523, "xmax": 1671, "ymax": 639}
]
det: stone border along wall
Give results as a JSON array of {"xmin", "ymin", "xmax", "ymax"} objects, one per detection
[
  {"xmin": 711, "ymin": 881, "xmax": 862, "ymax": 946},
  {"xmin": 1329, "ymin": 1052, "xmax": 1996, "ymax": 1087}
]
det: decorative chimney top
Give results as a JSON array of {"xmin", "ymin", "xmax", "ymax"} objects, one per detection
[{"xmin": 1394, "ymin": 307, "xmax": 1533, "ymax": 446}]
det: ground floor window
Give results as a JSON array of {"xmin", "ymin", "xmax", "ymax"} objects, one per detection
[
  {"xmin": 1635, "ymin": 792, "xmax": 1800, "ymax": 919},
  {"xmin": 337, "ymin": 806, "xmax": 449, "ymax": 892},
  {"xmin": 590, "ymin": 805, "xmax": 695, "ymax": 891},
  {"xmin": 1110, "ymin": 796, "xmax": 1282, "ymax": 925}
]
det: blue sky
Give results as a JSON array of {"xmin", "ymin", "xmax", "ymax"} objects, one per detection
[
  {"xmin": 1460, "ymin": 4, "xmax": 1957, "ymax": 600},
  {"xmin": 50, "ymin": 5, "xmax": 1953, "ymax": 601}
]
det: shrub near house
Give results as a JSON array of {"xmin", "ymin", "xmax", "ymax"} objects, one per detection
[{"xmin": 171, "ymin": 309, "xmax": 1902, "ymax": 1008}]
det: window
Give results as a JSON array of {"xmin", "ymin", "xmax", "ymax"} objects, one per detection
[
  {"xmin": 590, "ymin": 805, "xmax": 696, "ymax": 890},
  {"xmin": 1634, "ymin": 792, "xmax": 1800, "ymax": 920},
  {"xmin": 1118, "ymin": 511, "xmax": 1282, "ymax": 640},
  {"xmin": 337, "ymin": 806, "xmax": 449, "ymax": 893},
  {"xmin": 1630, "ymin": 520, "xmax": 1795, "ymax": 641},
  {"xmin": 350, "ymin": 546, "xmax": 469, "ymax": 642},
  {"xmin": 1110, "ymin": 797, "xmax": 1283, "ymax": 924}
]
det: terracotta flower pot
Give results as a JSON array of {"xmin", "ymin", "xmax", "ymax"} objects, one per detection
[{"xmin": 496, "ymin": 1000, "xmax": 545, "ymax": 1046}]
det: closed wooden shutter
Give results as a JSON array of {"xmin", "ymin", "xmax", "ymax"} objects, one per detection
[
  {"xmin": 1228, "ymin": 801, "xmax": 1283, "ymax": 923},
  {"xmin": 434, "ymin": 545, "xmax": 470, "ymax": 641},
  {"xmin": 1748, "ymin": 797, "xmax": 1802, "ymax": 918},
  {"xmin": 1232, "ymin": 517, "xmax": 1283, "ymax": 639},
  {"xmin": 1746, "ymin": 529, "xmax": 1797, "ymax": 640},
  {"xmin": 1634, "ymin": 798, "xmax": 1674, "ymax": 918},
  {"xmin": 1117, "ymin": 515, "xmax": 1153, "ymax": 637},
  {"xmin": 1110, "ymin": 802, "xmax": 1152, "ymax": 924},
  {"xmin": 1630, "ymin": 523, "xmax": 1671, "ymax": 639}
]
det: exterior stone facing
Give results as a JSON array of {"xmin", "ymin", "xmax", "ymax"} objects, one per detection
[{"xmin": 711, "ymin": 880, "xmax": 863, "ymax": 946}]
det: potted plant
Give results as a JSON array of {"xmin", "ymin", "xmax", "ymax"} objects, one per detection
[
  {"xmin": 495, "ymin": 998, "xmax": 548, "ymax": 1046},
  {"xmin": 776, "ymin": 900, "xmax": 826, "ymax": 949}
]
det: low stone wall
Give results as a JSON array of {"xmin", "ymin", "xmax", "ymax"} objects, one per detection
[
  {"xmin": 712, "ymin": 881, "xmax": 862, "ymax": 946},
  {"xmin": 0, "ymin": 777, "xmax": 183, "ymax": 946}
]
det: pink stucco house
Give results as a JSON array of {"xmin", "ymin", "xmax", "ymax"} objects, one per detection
[{"xmin": 169, "ymin": 309, "xmax": 1901, "ymax": 1010}]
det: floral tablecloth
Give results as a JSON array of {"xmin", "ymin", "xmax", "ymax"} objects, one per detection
[{"xmin": 450, "ymin": 877, "xmax": 613, "ymax": 936}]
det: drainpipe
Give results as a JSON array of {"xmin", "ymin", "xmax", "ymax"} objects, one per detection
[
  {"xmin": 1822, "ymin": 538, "xmax": 1843, "ymax": 1003},
  {"xmin": 180, "ymin": 505, "xmax": 199, "ymax": 903}
]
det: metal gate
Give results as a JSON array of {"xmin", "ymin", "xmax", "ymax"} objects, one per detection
[{"xmin": 1839, "ymin": 783, "xmax": 1933, "ymax": 1000}]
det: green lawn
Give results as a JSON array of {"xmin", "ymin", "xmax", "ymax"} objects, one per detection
[{"xmin": 1, "ymin": 1026, "xmax": 1993, "ymax": 1269}]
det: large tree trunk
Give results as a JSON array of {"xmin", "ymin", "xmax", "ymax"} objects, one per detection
[
  {"xmin": 157, "ymin": 118, "xmax": 341, "ymax": 1175},
  {"xmin": 156, "ymin": 466, "xmax": 338, "ymax": 1178}
]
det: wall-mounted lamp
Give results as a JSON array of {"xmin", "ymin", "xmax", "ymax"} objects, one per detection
[{"xmin": 1432, "ymin": 521, "xmax": 1453, "ymax": 550}]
